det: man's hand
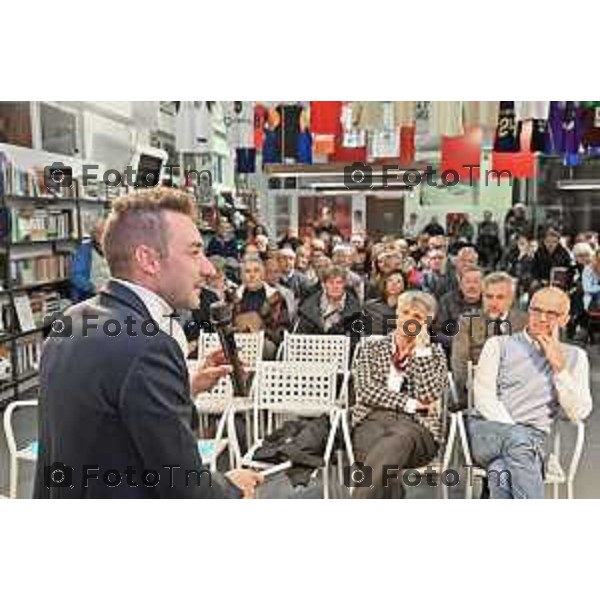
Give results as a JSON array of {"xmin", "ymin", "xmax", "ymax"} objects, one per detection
[
  {"xmin": 191, "ymin": 364, "xmax": 232, "ymax": 395},
  {"xmin": 226, "ymin": 469, "xmax": 265, "ymax": 499},
  {"xmin": 538, "ymin": 333, "xmax": 566, "ymax": 374},
  {"xmin": 202, "ymin": 348, "xmax": 228, "ymax": 368}
]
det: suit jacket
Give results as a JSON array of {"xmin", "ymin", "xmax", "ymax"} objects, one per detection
[
  {"xmin": 34, "ymin": 280, "xmax": 237, "ymax": 499},
  {"xmin": 351, "ymin": 336, "xmax": 448, "ymax": 445},
  {"xmin": 450, "ymin": 308, "xmax": 528, "ymax": 407}
]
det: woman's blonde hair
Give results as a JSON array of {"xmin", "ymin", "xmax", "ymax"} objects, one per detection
[{"xmin": 396, "ymin": 291, "xmax": 437, "ymax": 346}]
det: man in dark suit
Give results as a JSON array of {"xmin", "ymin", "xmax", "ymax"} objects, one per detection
[
  {"xmin": 451, "ymin": 271, "xmax": 527, "ymax": 409},
  {"xmin": 34, "ymin": 188, "xmax": 263, "ymax": 499}
]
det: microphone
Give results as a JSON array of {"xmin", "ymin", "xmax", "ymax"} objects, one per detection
[{"xmin": 209, "ymin": 301, "xmax": 248, "ymax": 397}]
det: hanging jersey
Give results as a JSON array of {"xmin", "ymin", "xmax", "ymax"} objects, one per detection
[
  {"xmin": 175, "ymin": 101, "xmax": 212, "ymax": 152},
  {"xmin": 236, "ymin": 148, "xmax": 256, "ymax": 173},
  {"xmin": 226, "ymin": 101, "xmax": 255, "ymax": 149},
  {"xmin": 530, "ymin": 119, "xmax": 550, "ymax": 153},
  {"xmin": 515, "ymin": 101, "xmax": 550, "ymax": 122},
  {"xmin": 296, "ymin": 130, "xmax": 313, "ymax": 164},
  {"xmin": 394, "ymin": 101, "xmax": 416, "ymax": 127},
  {"xmin": 340, "ymin": 103, "xmax": 366, "ymax": 148},
  {"xmin": 429, "ymin": 101, "xmax": 464, "ymax": 136},
  {"xmin": 582, "ymin": 106, "xmax": 600, "ymax": 149},
  {"xmin": 282, "ymin": 104, "xmax": 302, "ymax": 160},
  {"xmin": 310, "ymin": 101, "xmax": 342, "ymax": 135},
  {"xmin": 254, "ymin": 103, "xmax": 266, "ymax": 150},
  {"xmin": 399, "ymin": 126, "xmax": 416, "ymax": 163},
  {"xmin": 493, "ymin": 101, "xmax": 520, "ymax": 152}
]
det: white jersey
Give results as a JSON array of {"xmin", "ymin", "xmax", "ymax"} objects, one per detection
[
  {"xmin": 515, "ymin": 101, "xmax": 550, "ymax": 122},
  {"xmin": 225, "ymin": 101, "xmax": 255, "ymax": 149},
  {"xmin": 429, "ymin": 101, "xmax": 464, "ymax": 136},
  {"xmin": 175, "ymin": 101, "xmax": 212, "ymax": 152},
  {"xmin": 341, "ymin": 103, "xmax": 366, "ymax": 147}
]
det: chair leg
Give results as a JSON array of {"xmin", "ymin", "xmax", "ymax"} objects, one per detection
[
  {"xmin": 9, "ymin": 457, "xmax": 18, "ymax": 499},
  {"xmin": 340, "ymin": 409, "xmax": 355, "ymax": 466},
  {"xmin": 322, "ymin": 411, "xmax": 342, "ymax": 500}
]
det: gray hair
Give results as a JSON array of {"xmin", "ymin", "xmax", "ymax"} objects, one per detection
[
  {"xmin": 573, "ymin": 242, "xmax": 593, "ymax": 258},
  {"xmin": 482, "ymin": 271, "xmax": 516, "ymax": 293},
  {"xmin": 396, "ymin": 290, "xmax": 438, "ymax": 319}
]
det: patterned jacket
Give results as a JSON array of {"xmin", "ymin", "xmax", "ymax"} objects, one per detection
[{"xmin": 351, "ymin": 336, "xmax": 448, "ymax": 445}]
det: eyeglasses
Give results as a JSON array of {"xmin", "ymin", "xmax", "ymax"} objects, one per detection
[
  {"xmin": 430, "ymin": 255, "xmax": 444, "ymax": 260},
  {"xmin": 528, "ymin": 306, "xmax": 562, "ymax": 320}
]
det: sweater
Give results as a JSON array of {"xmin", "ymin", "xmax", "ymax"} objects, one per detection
[{"xmin": 474, "ymin": 331, "xmax": 592, "ymax": 433}]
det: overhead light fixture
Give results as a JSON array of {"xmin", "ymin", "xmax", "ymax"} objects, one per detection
[{"xmin": 556, "ymin": 179, "xmax": 600, "ymax": 190}]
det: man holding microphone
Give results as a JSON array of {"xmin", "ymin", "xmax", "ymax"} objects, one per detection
[{"xmin": 34, "ymin": 188, "xmax": 263, "ymax": 499}]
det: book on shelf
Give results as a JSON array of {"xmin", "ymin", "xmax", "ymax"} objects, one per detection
[
  {"xmin": 10, "ymin": 253, "xmax": 71, "ymax": 286},
  {"xmin": 15, "ymin": 337, "xmax": 42, "ymax": 375},
  {"xmin": 13, "ymin": 293, "xmax": 36, "ymax": 332},
  {"xmin": 8, "ymin": 207, "xmax": 75, "ymax": 242}
]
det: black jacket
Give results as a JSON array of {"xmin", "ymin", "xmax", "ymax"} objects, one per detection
[
  {"xmin": 531, "ymin": 245, "xmax": 574, "ymax": 285},
  {"xmin": 295, "ymin": 290, "xmax": 361, "ymax": 336},
  {"xmin": 34, "ymin": 280, "xmax": 237, "ymax": 499}
]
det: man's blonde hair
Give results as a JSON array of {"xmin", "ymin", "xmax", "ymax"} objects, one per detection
[{"xmin": 102, "ymin": 187, "xmax": 198, "ymax": 278}]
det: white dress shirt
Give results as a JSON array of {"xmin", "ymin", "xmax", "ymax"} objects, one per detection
[
  {"xmin": 113, "ymin": 278, "xmax": 189, "ymax": 359},
  {"xmin": 474, "ymin": 329, "xmax": 593, "ymax": 425}
]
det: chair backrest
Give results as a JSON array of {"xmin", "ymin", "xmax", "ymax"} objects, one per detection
[
  {"xmin": 199, "ymin": 331, "xmax": 264, "ymax": 371},
  {"xmin": 282, "ymin": 332, "xmax": 351, "ymax": 373},
  {"xmin": 3, "ymin": 399, "xmax": 38, "ymax": 457},
  {"xmin": 254, "ymin": 361, "xmax": 337, "ymax": 408}
]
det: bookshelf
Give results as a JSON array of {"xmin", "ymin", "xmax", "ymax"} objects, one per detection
[{"xmin": 0, "ymin": 193, "xmax": 109, "ymax": 408}]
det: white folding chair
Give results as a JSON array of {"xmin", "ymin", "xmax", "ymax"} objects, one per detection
[
  {"xmin": 3, "ymin": 399, "xmax": 38, "ymax": 499},
  {"xmin": 278, "ymin": 332, "xmax": 351, "ymax": 406},
  {"xmin": 460, "ymin": 361, "xmax": 587, "ymax": 499},
  {"xmin": 242, "ymin": 361, "xmax": 354, "ymax": 498},
  {"xmin": 199, "ymin": 331, "xmax": 265, "ymax": 370},
  {"xmin": 195, "ymin": 331, "xmax": 264, "ymax": 461}
]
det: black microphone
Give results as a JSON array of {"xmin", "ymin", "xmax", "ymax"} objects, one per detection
[{"xmin": 209, "ymin": 301, "xmax": 248, "ymax": 397}]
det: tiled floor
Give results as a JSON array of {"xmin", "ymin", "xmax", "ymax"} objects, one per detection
[{"xmin": 1, "ymin": 345, "xmax": 599, "ymax": 499}]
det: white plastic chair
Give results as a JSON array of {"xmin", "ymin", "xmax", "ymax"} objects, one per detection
[
  {"xmin": 3, "ymin": 399, "xmax": 38, "ymax": 499},
  {"xmin": 460, "ymin": 361, "xmax": 586, "ymax": 499},
  {"xmin": 242, "ymin": 361, "xmax": 354, "ymax": 498},
  {"xmin": 199, "ymin": 331, "xmax": 264, "ymax": 369},
  {"xmin": 277, "ymin": 332, "xmax": 351, "ymax": 406},
  {"xmin": 194, "ymin": 331, "xmax": 264, "ymax": 464}
]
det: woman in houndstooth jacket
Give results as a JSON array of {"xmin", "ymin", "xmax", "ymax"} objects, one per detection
[{"xmin": 351, "ymin": 291, "xmax": 448, "ymax": 499}]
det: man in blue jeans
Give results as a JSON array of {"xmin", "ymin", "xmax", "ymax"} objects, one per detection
[{"xmin": 467, "ymin": 287, "xmax": 593, "ymax": 499}]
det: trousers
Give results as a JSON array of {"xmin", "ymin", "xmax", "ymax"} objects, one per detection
[
  {"xmin": 351, "ymin": 409, "xmax": 437, "ymax": 499},
  {"xmin": 467, "ymin": 418, "xmax": 546, "ymax": 499}
]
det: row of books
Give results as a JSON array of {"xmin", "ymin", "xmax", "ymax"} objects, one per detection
[
  {"xmin": 14, "ymin": 337, "xmax": 42, "ymax": 376},
  {"xmin": 13, "ymin": 291, "xmax": 71, "ymax": 331},
  {"xmin": 10, "ymin": 254, "xmax": 70, "ymax": 286},
  {"xmin": 7, "ymin": 207, "xmax": 76, "ymax": 242}
]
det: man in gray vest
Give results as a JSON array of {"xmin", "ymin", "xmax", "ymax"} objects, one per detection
[{"xmin": 467, "ymin": 287, "xmax": 593, "ymax": 499}]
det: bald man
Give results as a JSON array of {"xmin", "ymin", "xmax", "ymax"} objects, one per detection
[{"xmin": 467, "ymin": 287, "xmax": 593, "ymax": 499}]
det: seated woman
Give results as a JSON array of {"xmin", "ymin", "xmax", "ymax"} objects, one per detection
[
  {"xmin": 295, "ymin": 265, "xmax": 361, "ymax": 336},
  {"xmin": 351, "ymin": 291, "xmax": 448, "ymax": 499},
  {"xmin": 230, "ymin": 256, "xmax": 290, "ymax": 359},
  {"xmin": 364, "ymin": 270, "xmax": 406, "ymax": 335}
]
